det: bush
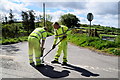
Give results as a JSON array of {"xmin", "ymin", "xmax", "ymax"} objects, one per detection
[
  {"xmin": 2, "ymin": 23, "xmax": 28, "ymax": 38},
  {"xmin": 68, "ymin": 33, "xmax": 120, "ymax": 55},
  {"xmin": 115, "ymin": 35, "xmax": 120, "ymax": 47},
  {"xmin": 2, "ymin": 36, "xmax": 28, "ymax": 45},
  {"xmin": 108, "ymin": 48, "xmax": 120, "ymax": 55}
]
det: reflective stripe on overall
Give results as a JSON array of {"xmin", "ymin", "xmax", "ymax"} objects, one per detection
[
  {"xmin": 54, "ymin": 26, "xmax": 68, "ymax": 62},
  {"xmin": 28, "ymin": 28, "xmax": 47, "ymax": 65}
]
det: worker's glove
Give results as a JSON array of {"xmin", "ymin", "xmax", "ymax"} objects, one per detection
[
  {"xmin": 62, "ymin": 35, "xmax": 67, "ymax": 39},
  {"xmin": 52, "ymin": 44, "xmax": 56, "ymax": 49}
]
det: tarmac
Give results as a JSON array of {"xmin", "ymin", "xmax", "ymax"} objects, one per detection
[{"xmin": 0, "ymin": 36, "xmax": 119, "ymax": 79}]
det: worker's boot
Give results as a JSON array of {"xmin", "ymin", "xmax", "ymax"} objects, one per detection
[
  {"xmin": 36, "ymin": 63, "xmax": 44, "ymax": 67},
  {"xmin": 62, "ymin": 58, "xmax": 68, "ymax": 65},
  {"xmin": 51, "ymin": 60, "xmax": 59, "ymax": 63},
  {"xmin": 30, "ymin": 62, "xmax": 35, "ymax": 66},
  {"xmin": 61, "ymin": 62, "xmax": 67, "ymax": 66}
]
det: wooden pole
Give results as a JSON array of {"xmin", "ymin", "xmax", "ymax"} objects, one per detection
[{"xmin": 43, "ymin": 3, "xmax": 45, "ymax": 27}]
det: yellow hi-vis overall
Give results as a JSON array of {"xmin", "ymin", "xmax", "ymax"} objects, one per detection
[
  {"xmin": 28, "ymin": 28, "xmax": 47, "ymax": 66},
  {"xmin": 53, "ymin": 25, "xmax": 68, "ymax": 62}
]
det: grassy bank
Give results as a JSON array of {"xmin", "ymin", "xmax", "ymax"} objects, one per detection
[
  {"xmin": 1, "ymin": 36, "xmax": 28, "ymax": 45},
  {"xmin": 67, "ymin": 33, "xmax": 120, "ymax": 56}
]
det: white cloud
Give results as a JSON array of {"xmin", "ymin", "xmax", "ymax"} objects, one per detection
[
  {"xmin": 0, "ymin": 0, "xmax": 119, "ymax": 28},
  {"xmin": 86, "ymin": 2, "xmax": 118, "ymax": 15},
  {"xmin": 0, "ymin": 0, "xmax": 30, "ymax": 21},
  {"xmin": 84, "ymin": 1, "xmax": 118, "ymax": 28},
  {"xmin": 8, "ymin": 0, "xmax": 119, "ymax": 2},
  {"xmin": 35, "ymin": 11, "xmax": 43, "ymax": 16},
  {"xmin": 92, "ymin": 14, "xmax": 118, "ymax": 28},
  {"xmin": 0, "ymin": 0, "xmax": 29, "ymax": 12},
  {"xmin": 48, "ymin": 10, "xmax": 65, "ymax": 22},
  {"xmin": 32, "ymin": 2, "xmax": 87, "ymax": 11}
]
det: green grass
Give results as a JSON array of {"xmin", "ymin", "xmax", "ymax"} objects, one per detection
[
  {"xmin": 1, "ymin": 36, "xmax": 28, "ymax": 45},
  {"xmin": 67, "ymin": 33, "xmax": 120, "ymax": 56},
  {"xmin": 100, "ymin": 34, "xmax": 117, "ymax": 37},
  {"xmin": 99, "ymin": 34, "xmax": 117, "ymax": 39},
  {"xmin": 81, "ymin": 27, "xmax": 95, "ymax": 29}
]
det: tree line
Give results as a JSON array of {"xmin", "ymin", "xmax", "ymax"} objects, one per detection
[{"xmin": 2, "ymin": 9, "xmax": 81, "ymax": 39}]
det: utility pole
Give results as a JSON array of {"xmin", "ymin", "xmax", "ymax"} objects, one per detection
[{"xmin": 43, "ymin": 3, "xmax": 45, "ymax": 27}]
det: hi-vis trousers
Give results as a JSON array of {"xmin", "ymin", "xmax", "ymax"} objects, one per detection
[
  {"xmin": 28, "ymin": 36, "xmax": 41, "ymax": 65},
  {"xmin": 54, "ymin": 40, "xmax": 68, "ymax": 62}
]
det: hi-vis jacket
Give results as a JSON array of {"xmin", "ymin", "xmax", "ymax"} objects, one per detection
[
  {"xmin": 30, "ymin": 28, "xmax": 52, "ymax": 41},
  {"xmin": 53, "ymin": 25, "xmax": 68, "ymax": 45}
]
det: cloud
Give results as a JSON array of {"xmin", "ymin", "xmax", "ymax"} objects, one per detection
[
  {"xmin": 8, "ymin": 0, "xmax": 120, "ymax": 2},
  {"xmin": 46, "ymin": 2, "xmax": 87, "ymax": 10},
  {"xmin": 0, "ymin": 0, "xmax": 118, "ymax": 28},
  {"xmin": 0, "ymin": 0, "xmax": 30, "ymax": 20},
  {"xmin": 86, "ymin": 2, "xmax": 118, "ymax": 15},
  {"xmin": 31, "ymin": 2, "xmax": 87, "ymax": 22},
  {"xmin": 76, "ymin": 1, "xmax": 118, "ymax": 28},
  {"xmin": 29, "ymin": 1, "xmax": 119, "ymax": 28},
  {"xmin": 30, "ymin": 2, "xmax": 87, "ymax": 12},
  {"xmin": 47, "ymin": 10, "xmax": 65, "ymax": 22},
  {"xmin": 92, "ymin": 14, "xmax": 118, "ymax": 28},
  {"xmin": 0, "ymin": 0, "xmax": 29, "ymax": 12}
]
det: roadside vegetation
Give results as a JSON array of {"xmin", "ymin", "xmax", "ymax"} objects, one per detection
[
  {"xmin": 2, "ymin": 36, "xmax": 28, "ymax": 45},
  {"xmin": 1, "ymin": 9, "xmax": 53, "ymax": 45},
  {"xmin": 67, "ymin": 33, "xmax": 120, "ymax": 56},
  {"xmin": 1, "ymin": 9, "xmax": 120, "ymax": 56}
]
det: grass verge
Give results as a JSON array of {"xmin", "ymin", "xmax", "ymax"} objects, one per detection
[
  {"xmin": 1, "ymin": 36, "xmax": 28, "ymax": 45},
  {"xmin": 67, "ymin": 33, "xmax": 120, "ymax": 56}
]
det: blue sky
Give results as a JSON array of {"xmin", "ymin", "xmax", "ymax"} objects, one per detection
[{"xmin": 0, "ymin": 0, "xmax": 119, "ymax": 28}]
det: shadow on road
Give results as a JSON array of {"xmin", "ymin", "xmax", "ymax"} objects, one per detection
[
  {"xmin": 63, "ymin": 64, "xmax": 100, "ymax": 77},
  {"xmin": 32, "ymin": 63, "xmax": 99, "ymax": 78},
  {"xmin": 33, "ymin": 64, "xmax": 70, "ymax": 78}
]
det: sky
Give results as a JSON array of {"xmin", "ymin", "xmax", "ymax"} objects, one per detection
[{"xmin": 0, "ymin": 0, "xmax": 119, "ymax": 28}]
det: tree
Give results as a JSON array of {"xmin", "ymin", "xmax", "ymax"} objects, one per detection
[
  {"xmin": 28, "ymin": 10, "xmax": 35, "ymax": 30},
  {"xmin": 5, "ymin": 16, "xmax": 7, "ymax": 24},
  {"xmin": 21, "ymin": 10, "xmax": 35, "ymax": 35},
  {"xmin": 35, "ymin": 15, "xmax": 42, "ymax": 27},
  {"xmin": 9, "ymin": 9, "xmax": 14, "ymax": 24},
  {"xmin": 45, "ymin": 14, "xmax": 53, "ymax": 32},
  {"xmin": 2, "ymin": 24, "xmax": 17, "ymax": 38},
  {"xmin": 37, "ymin": 14, "xmax": 53, "ymax": 32},
  {"xmin": 46, "ymin": 20, "xmax": 53, "ymax": 33},
  {"xmin": 59, "ymin": 13, "xmax": 80, "ymax": 28},
  {"xmin": 21, "ymin": 11, "xmax": 29, "ymax": 35},
  {"xmin": 46, "ymin": 14, "xmax": 52, "ymax": 21},
  {"xmin": 21, "ymin": 11, "xmax": 29, "ymax": 30}
]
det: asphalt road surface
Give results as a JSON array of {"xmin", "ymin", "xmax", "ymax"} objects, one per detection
[{"xmin": 0, "ymin": 36, "xmax": 119, "ymax": 79}]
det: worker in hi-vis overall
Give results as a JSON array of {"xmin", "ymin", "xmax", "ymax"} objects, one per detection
[
  {"xmin": 51, "ymin": 22, "xmax": 69, "ymax": 65},
  {"xmin": 28, "ymin": 27, "xmax": 53, "ymax": 67}
]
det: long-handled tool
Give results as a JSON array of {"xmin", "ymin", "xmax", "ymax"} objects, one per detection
[
  {"xmin": 41, "ymin": 48, "xmax": 45, "ymax": 57},
  {"xmin": 41, "ymin": 28, "xmax": 72, "ymax": 63},
  {"xmin": 41, "ymin": 37, "xmax": 65, "ymax": 63}
]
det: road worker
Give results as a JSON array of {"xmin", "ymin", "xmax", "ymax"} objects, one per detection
[
  {"xmin": 51, "ymin": 22, "xmax": 69, "ymax": 65},
  {"xmin": 28, "ymin": 27, "xmax": 53, "ymax": 67}
]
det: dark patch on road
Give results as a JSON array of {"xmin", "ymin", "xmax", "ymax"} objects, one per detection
[{"xmin": 1, "ymin": 45, "xmax": 20, "ymax": 55}]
